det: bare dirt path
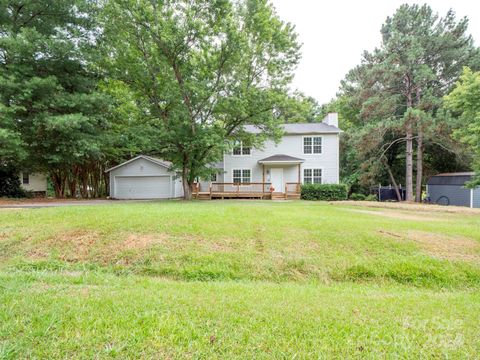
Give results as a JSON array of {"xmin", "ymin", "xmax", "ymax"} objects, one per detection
[{"xmin": 331, "ymin": 200, "xmax": 480, "ymax": 215}]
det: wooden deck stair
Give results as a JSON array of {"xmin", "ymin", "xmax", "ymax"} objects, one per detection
[
  {"xmin": 286, "ymin": 193, "xmax": 301, "ymax": 200},
  {"xmin": 271, "ymin": 192, "xmax": 286, "ymax": 200},
  {"xmin": 196, "ymin": 192, "xmax": 211, "ymax": 200}
]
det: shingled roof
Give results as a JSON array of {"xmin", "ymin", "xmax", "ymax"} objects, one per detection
[
  {"xmin": 258, "ymin": 154, "xmax": 305, "ymax": 163},
  {"xmin": 243, "ymin": 122, "xmax": 341, "ymax": 134}
]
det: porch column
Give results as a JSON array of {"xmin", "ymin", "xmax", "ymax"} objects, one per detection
[
  {"xmin": 297, "ymin": 164, "xmax": 301, "ymax": 183},
  {"xmin": 262, "ymin": 164, "xmax": 265, "ymax": 197}
]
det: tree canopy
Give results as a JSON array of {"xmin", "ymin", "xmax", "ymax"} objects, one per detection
[
  {"xmin": 100, "ymin": 0, "xmax": 300, "ymax": 198},
  {"xmin": 445, "ymin": 67, "xmax": 480, "ymax": 186},
  {"xmin": 339, "ymin": 4, "xmax": 480, "ymax": 200},
  {"xmin": 1, "ymin": 1, "xmax": 480, "ymax": 200}
]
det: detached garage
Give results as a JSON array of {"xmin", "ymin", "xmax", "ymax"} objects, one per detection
[
  {"xmin": 427, "ymin": 172, "xmax": 479, "ymax": 208},
  {"xmin": 106, "ymin": 155, "xmax": 183, "ymax": 199}
]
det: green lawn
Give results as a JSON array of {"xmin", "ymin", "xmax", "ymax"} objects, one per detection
[{"xmin": 1, "ymin": 201, "xmax": 479, "ymax": 358}]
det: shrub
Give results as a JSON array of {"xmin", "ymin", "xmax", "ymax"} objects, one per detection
[
  {"xmin": 300, "ymin": 183, "xmax": 348, "ymax": 201},
  {"xmin": 0, "ymin": 167, "xmax": 26, "ymax": 198},
  {"xmin": 349, "ymin": 193, "xmax": 366, "ymax": 201},
  {"xmin": 365, "ymin": 194, "xmax": 378, "ymax": 201}
]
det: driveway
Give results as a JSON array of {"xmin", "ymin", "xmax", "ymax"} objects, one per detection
[{"xmin": 0, "ymin": 199, "xmax": 158, "ymax": 209}]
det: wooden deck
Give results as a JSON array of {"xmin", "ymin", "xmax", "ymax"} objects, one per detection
[{"xmin": 192, "ymin": 182, "xmax": 301, "ymax": 200}]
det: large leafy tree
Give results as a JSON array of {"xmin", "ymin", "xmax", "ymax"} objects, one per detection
[
  {"xmin": 279, "ymin": 92, "xmax": 324, "ymax": 123},
  {"xmin": 445, "ymin": 67, "xmax": 480, "ymax": 186},
  {"xmin": 0, "ymin": 0, "xmax": 121, "ymax": 197},
  {"xmin": 341, "ymin": 4, "xmax": 479, "ymax": 201},
  {"xmin": 101, "ymin": 0, "xmax": 300, "ymax": 199}
]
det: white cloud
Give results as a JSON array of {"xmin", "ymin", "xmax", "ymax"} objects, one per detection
[{"xmin": 271, "ymin": 0, "xmax": 480, "ymax": 104}]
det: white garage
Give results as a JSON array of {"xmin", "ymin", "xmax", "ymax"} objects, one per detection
[{"xmin": 106, "ymin": 155, "xmax": 184, "ymax": 199}]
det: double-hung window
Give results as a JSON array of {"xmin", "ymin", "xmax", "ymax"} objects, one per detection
[
  {"xmin": 22, "ymin": 172, "xmax": 29, "ymax": 185},
  {"xmin": 303, "ymin": 169, "xmax": 322, "ymax": 184},
  {"xmin": 303, "ymin": 136, "xmax": 322, "ymax": 154},
  {"xmin": 233, "ymin": 169, "xmax": 251, "ymax": 184},
  {"xmin": 233, "ymin": 141, "xmax": 251, "ymax": 156}
]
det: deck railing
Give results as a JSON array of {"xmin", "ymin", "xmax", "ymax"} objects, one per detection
[
  {"xmin": 194, "ymin": 182, "xmax": 300, "ymax": 199},
  {"xmin": 210, "ymin": 182, "xmax": 272, "ymax": 196},
  {"xmin": 285, "ymin": 182, "xmax": 301, "ymax": 197}
]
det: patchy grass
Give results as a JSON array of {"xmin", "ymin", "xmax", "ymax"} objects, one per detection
[
  {"xmin": 0, "ymin": 200, "xmax": 479, "ymax": 358},
  {"xmin": 1, "ymin": 201, "xmax": 479, "ymax": 286},
  {"xmin": 1, "ymin": 272, "xmax": 479, "ymax": 359}
]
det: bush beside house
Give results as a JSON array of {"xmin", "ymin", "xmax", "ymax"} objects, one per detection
[
  {"xmin": 0, "ymin": 167, "xmax": 26, "ymax": 198},
  {"xmin": 300, "ymin": 184, "xmax": 348, "ymax": 201},
  {"xmin": 349, "ymin": 193, "xmax": 378, "ymax": 201}
]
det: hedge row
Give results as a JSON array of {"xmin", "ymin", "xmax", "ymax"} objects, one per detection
[{"xmin": 300, "ymin": 183, "xmax": 348, "ymax": 201}]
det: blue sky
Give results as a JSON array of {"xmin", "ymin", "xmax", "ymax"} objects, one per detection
[{"xmin": 271, "ymin": 0, "xmax": 480, "ymax": 104}]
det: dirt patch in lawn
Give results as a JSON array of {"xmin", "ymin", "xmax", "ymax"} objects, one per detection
[
  {"xmin": 347, "ymin": 208, "xmax": 441, "ymax": 222},
  {"xmin": 333, "ymin": 201, "xmax": 480, "ymax": 215},
  {"xmin": 26, "ymin": 230, "xmax": 238, "ymax": 264},
  {"xmin": 408, "ymin": 231, "xmax": 480, "ymax": 262},
  {"xmin": 0, "ymin": 231, "xmax": 12, "ymax": 240},
  {"xmin": 379, "ymin": 230, "xmax": 480, "ymax": 262},
  {"xmin": 28, "ymin": 229, "xmax": 102, "ymax": 261},
  {"xmin": 121, "ymin": 233, "xmax": 169, "ymax": 251}
]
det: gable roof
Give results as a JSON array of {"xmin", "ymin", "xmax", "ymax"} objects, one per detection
[
  {"xmin": 105, "ymin": 155, "xmax": 172, "ymax": 173},
  {"xmin": 243, "ymin": 122, "xmax": 341, "ymax": 135},
  {"xmin": 258, "ymin": 154, "xmax": 305, "ymax": 164}
]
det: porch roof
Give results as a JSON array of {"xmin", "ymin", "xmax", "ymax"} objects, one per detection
[{"xmin": 258, "ymin": 154, "xmax": 305, "ymax": 165}]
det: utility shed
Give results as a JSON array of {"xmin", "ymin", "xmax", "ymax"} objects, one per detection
[
  {"xmin": 427, "ymin": 172, "xmax": 479, "ymax": 208},
  {"xmin": 105, "ymin": 155, "xmax": 183, "ymax": 199}
]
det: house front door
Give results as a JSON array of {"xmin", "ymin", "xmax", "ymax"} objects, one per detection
[{"xmin": 270, "ymin": 168, "xmax": 284, "ymax": 193}]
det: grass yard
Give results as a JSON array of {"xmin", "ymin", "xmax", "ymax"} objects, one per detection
[{"xmin": 1, "ymin": 200, "xmax": 479, "ymax": 358}]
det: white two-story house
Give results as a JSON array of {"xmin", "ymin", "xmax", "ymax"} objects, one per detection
[
  {"xmin": 220, "ymin": 113, "xmax": 340, "ymax": 197},
  {"xmin": 106, "ymin": 113, "xmax": 341, "ymax": 200}
]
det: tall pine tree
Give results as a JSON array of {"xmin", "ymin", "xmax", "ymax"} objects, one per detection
[{"xmin": 341, "ymin": 4, "xmax": 480, "ymax": 201}]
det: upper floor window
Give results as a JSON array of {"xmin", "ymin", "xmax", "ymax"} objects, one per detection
[
  {"xmin": 22, "ymin": 172, "xmax": 29, "ymax": 185},
  {"xmin": 233, "ymin": 169, "xmax": 251, "ymax": 184},
  {"xmin": 303, "ymin": 136, "xmax": 322, "ymax": 154},
  {"xmin": 304, "ymin": 168, "xmax": 322, "ymax": 184},
  {"xmin": 211, "ymin": 173, "xmax": 217, "ymax": 182},
  {"xmin": 233, "ymin": 141, "xmax": 251, "ymax": 156}
]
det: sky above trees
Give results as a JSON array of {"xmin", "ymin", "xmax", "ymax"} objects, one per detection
[{"xmin": 272, "ymin": 0, "xmax": 480, "ymax": 104}]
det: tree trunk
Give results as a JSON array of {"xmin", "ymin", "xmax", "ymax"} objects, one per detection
[
  {"xmin": 415, "ymin": 87, "xmax": 423, "ymax": 203},
  {"xmin": 52, "ymin": 170, "xmax": 66, "ymax": 198},
  {"xmin": 405, "ymin": 87, "xmax": 414, "ymax": 202},
  {"xmin": 405, "ymin": 122, "xmax": 414, "ymax": 202},
  {"xmin": 67, "ymin": 172, "xmax": 76, "ymax": 198},
  {"xmin": 415, "ymin": 128, "xmax": 423, "ymax": 202},
  {"xmin": 80, "ymin": 170, "xmax": 89, "ymax": 198},
  {"xmin": 182, "ymin": 174, "xmax": 192, "ymax": 200},
  {"xmin": 92, "ymin": 172, "xmax": 99, "ymax": 198},
  {"xmin": 103, "ymin": 168, "xmax": 110, "ymax": 198}
]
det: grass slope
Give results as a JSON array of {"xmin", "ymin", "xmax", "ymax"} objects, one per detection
[{"xmin": 1, "ymin": 201, "xmax": 479, "ymax": 358}]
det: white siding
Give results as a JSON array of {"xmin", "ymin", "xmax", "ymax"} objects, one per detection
[
  {"xmin": 223, "ymin": 134, "xmax": 340, "ymax": 185},
  {"xmin": 174, "ymin": 176, "xmax": 184, "ymax": 198},
  {"xmin": 196, "ymin": 170, "xmax": 225, "ymax": 192},
  {"xmin": 19, "ymin": 172, "xmax": 48, "ymax": 193},
  {"xmin": 109, "ymin": 158, "xmax": 182, "ymax": 199}
]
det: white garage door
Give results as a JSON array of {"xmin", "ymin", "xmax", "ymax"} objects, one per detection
[{"xmin": 115, "ymin": 176, "xmax": 171, "ymax": 199}]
